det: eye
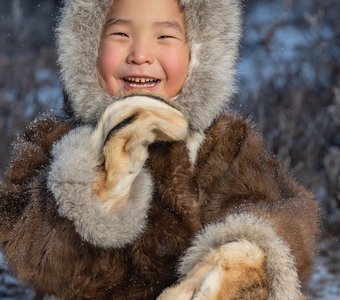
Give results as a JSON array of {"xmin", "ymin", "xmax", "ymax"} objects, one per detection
[
  {"xmin": 112, "ymin": 32, "xmax": 129, "ymax": 37},
  {"xmin": 158, "ymin": 35, "xmax": 175, "ymax": 40},
  {"xmin": 106, "ymin": 32, "xmax": 129, "ymax": 38}
]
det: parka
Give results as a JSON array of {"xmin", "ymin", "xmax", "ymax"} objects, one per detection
[{"xmin": 0, "ymin": 0, "xmax": 319, "ymax": 299}]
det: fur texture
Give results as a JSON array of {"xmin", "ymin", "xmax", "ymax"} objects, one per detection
[
  {"xmin": 1, "ymin": 113, "xmax": 319, "ymax": 299},
  {"xmin": 186, "ymin": 131, "xmax": 205, "ymax": 166},
  {"xmin": 92, "ymin": 96, "xmax": 188, "ymax": 202},
  {"xmin": 48, "ymin": 123, "xmax": 153, "ymax": 247},
  {"xmin": 158, "ymin": 240, "xmax": 268, "ymax": 300},
  {"xmin": 48, "ymin": 96, "xmax": 188, "ymax": 247},
  {"xmin": 56, "ymin": 0, "xmax": 241, "ymax": 132},
  {"xmin": 0, "ymin": 0, "xmax": 319, "ymax": 299},
  {"xmin": 177, "ymin": 214, "xmax": 301, "ymax": 300}
]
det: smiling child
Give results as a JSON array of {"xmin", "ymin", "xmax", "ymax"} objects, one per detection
[{"xmin": 0, "ymin": 0, "xmax": 318, "ymax": 299}]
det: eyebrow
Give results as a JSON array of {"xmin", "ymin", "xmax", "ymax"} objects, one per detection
[
  {"xmin": 105, "ymin": 18, "xmax": 131, "ymax": 27},
  {"xmin": 154, "ymin": 21, "xmax": 184, "ymax": 34},
  {"xmin": 105, "ymin": 18, "xmax": 184, "ymax": 34}
]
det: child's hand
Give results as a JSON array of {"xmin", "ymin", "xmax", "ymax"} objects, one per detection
[
  {"xmin": 158, "ymin": 240, "xmax": 307, "ymax": 300},
  {"xmin": 92, "ymin": 96, "xmax": 188, "ymax": 204}
]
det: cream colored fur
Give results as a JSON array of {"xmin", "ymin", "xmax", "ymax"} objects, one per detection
[
  {"xmin": 49, "ymin": 96, "xmax": 188, "ymax": 247},
  {"xmin": 92, "ymin": 96, "xmax": 188, "ymax": 204},
  {"xmin": 175, "ymin": 213, "xmax": 307, "ymax": 300},
  {"xmin": 186, "ymin": 132, "xmax": 205, "ymax": 167},
  {"xmin": 158, "ymin": 240, "xmax": 268, "ymax": 300}
]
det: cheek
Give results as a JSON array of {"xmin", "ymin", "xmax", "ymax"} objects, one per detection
[
  {"xmin": 161, "ymin": 47, "xmax": 189, "ymax": 84},
  {"xmin": 98, "ymin": 42, "xmax": 122, "ymax": 80}
]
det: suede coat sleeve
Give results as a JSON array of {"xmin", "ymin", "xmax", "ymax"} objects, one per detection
[{"xmin": 0, "ymin": 113, "xmax": 319, "ymax": 299}]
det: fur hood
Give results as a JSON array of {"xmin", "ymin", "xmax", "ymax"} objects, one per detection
[{"xmin": 56, "ymin": 0, "xmax": 242, "ymax": 132}]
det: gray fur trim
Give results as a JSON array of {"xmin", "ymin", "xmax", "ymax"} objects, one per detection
[
  {"xmin": 179, "ymin": 213, "xmax": 301, "ymax": 300},
  {"xmin": 47, "ymin": 126, "xmax": 153, "ymax": 248},
  {"xmin": 56, "ymin": 0, "xmax": 242, "ymax": 132}
]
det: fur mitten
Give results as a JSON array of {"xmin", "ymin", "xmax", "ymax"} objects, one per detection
[
  {"xmin": 158, "ymin": 240, "xmax": 307, "ymax": 300},
  {"xmin": 48, "ymin": 96, "xmax": 188, "ymax": 247},
  {"xmin": 93, "ymin": 95, "xmax": 188, "ymax": 203}
]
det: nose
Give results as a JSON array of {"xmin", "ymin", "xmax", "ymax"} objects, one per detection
[{"xmin": 127, "ymin": 39, "xmax": 154, "ymax": 65}]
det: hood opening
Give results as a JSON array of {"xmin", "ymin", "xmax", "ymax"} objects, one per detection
[{"xmin": 57, "ymin": 0, "xmax": 242, "ymax": 132}]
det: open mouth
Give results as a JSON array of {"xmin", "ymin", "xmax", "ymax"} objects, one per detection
[{"xmin": 123, "ymin": 77, "xmax": 160, "ymax": 89}]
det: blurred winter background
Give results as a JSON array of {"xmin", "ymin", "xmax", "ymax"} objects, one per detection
[{"xmin": 0, "ymin": 0, "xmax": 339, "ymax": 298}]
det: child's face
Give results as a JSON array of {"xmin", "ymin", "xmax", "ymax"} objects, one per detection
[{"xmin": 98, "ymin": 0, "xmax": 190, "ymax": 101}]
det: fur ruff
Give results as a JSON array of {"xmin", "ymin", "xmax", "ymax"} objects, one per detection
[{"xmin": 56, "ymin": 0, "xmax": 241, "ymax": 132}]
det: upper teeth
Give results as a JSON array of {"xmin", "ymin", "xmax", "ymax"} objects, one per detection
[{"xmin": 125, "ymin": 77, "xmax": 158, "ymax": 83}]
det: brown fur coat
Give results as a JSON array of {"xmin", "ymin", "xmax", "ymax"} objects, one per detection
[{"xmin": 0, "ymin": 111, "xmax": 318, "ymax": 299}]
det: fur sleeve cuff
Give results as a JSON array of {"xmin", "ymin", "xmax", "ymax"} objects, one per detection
[
  {"xmin": 179, "ymin": 213, "xmax": 301, "ymax": 300},
  {"xmin": 47, "ymin": 126, "xmax": 153, "ymax": 248}
]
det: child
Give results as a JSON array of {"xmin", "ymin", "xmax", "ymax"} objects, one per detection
[{"xmin": 0, "ymin": 0, "xmax": 318, "ymax": 299}]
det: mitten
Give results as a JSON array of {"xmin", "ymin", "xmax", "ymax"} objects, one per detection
[
  {"xmin": 48, "ymin": 95, "xmax": 188, "ymax": 247},
  {"xmin": 158, "ymin": 240, "xmax": 307, "ymax": 300},
  {"xmin": 92, "ymin": 95, "xmax": 188, "ymax": 204},
  {"xmin": 158, "ymin": 240, "xmax": 268, "ymax": 300}
]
